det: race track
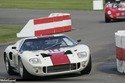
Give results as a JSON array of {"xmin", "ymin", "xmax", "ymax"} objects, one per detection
[{"xmin": 0, "ymin": 9, "xmax": 125, "ymax": 83}]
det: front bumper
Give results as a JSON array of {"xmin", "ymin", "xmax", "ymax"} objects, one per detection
[
  {"xmin": 106, "ymin": 13, "xmax": 125, "ymax": 20},
  {"xmin": 116, "ymin": 16, "xmax": 125, "ymax": 19},
  {"xmin": 23, "ymin": 60, "xmax": 89, "ymax": 76}
]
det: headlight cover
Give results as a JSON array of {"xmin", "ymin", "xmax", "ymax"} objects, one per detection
[
  {"xmin": 29, "ymin": 58, "xmax": 41, "ymax": 64},
  {"xmin": 107, "ymin": 10, "xmax": 111, "ymax": 15},
  {"xmin": 77, "ymin": 52, "xmax": 87, "ymax": 58}
]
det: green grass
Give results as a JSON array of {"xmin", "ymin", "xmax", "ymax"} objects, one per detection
[
  {"xmin": 0, "ymin": 0, "xmax": 92, "ymax": 10},
  {"xmin": 0, "ymin": 25, "xmax": 22, "ymax": 44}
]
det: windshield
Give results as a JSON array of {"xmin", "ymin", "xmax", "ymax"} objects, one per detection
[
  {"xmin": 112, "ymin": 1, "xmax": 125, "ymax": 8},
  {"xmin": 19, "ymin": 36, "xmax": 76, "ymax": 52}
]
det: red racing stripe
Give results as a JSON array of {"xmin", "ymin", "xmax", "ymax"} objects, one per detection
[
  {"xmin": 34, "ymin": 25, "xmax": 71, "ymax": 36},
  {"xmin": 50, "ymin": 52, "xmax": 70, "ymax": 66},
  {"xmin": 34, "ymin": 15, "xmax": 71, "ymax": 25},
  {"xmin": 116, "ymin": 46, "xmax": 125, "ymax": 61}
]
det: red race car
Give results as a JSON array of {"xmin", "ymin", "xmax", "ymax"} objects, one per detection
[{"xmin": 105, "ymin": 0, "xmax": 125, "ymax": 22}]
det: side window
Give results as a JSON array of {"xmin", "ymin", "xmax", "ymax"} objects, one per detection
[{"xmin": 14, "ymin": 39, "xmax": 23, "ymax": 51}]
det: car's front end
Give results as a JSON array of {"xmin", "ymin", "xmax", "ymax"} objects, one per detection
[
  {"xmin": 20, "ymin": 44, "xmax": 90, "ymax": 76},
  {"xmin": 106, "ymin": 8, "xmax": 125, "ymax": 20},
  {"xmin": 105, "ymin": 2, "xmax": 125, "ymax": 22}
]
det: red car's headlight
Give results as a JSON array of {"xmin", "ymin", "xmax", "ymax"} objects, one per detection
[{"xmin": 107, "ymin": 10, "xmax": 112, "ymax": 15}]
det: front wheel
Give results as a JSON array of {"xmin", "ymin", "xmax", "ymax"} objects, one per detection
[
  {"xmin": 80, "ymin": 56, "xmax": 92, "ymax": 75},
  {"xmin": 18, "ymin": 58, "xmax": 42, "ymax": 79},
  {"xmin": 105, "ymin": 14, "xmax": 111, "ymax": 23},
  {"xmin": 18, "ymin": 59, "xmax": 31, "ymax": 79}
]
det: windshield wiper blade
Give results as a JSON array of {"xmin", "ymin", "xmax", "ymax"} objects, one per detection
[{"xmin": 44, "ymin": 42, "xmax": 61, "ymax": 50}]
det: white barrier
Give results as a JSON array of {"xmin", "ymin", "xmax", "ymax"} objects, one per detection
[
  {"xmin": 93, "ymin": 0, "xmax": 103, "ymax": 10},
  {"xmin": 115, "ymin": 30, "xmax": 125, "ymax": 73}
]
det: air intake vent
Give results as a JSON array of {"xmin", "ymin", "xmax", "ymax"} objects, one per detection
[
  {"xmin": 65, "ymin": 50, "xmax": 72, "ymax": 54},
  {"xmin": 41, "ymin": 53, "xmax": 50, "ymax": 57}
]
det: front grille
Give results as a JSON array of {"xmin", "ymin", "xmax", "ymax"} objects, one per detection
[
  {"xmin": 43, "ymin": 63, "xmax": 80, "ymax": 73},
  {"xmin": 117, "ymin": 16, "xmax": 125, "ymax": 19}
]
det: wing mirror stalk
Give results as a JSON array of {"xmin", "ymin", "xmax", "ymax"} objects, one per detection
[{"xmin": 77, "ymin": 39, "xmax": 81, "ymax": 43}]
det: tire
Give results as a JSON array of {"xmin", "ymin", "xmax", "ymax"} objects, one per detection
[
  {"xmin": 4, "ymin": 55, "xmax": 16, "ymax": 75},
  {"xmin": 105, "ymin": 14, "xmax": 110, "ymax": 23},
  {"xmin": 18, "ymin": 58, "xmax": 31, "ymax": 79},
  {"xmin": 80, "ymin": 56, "xmax": 92, "ymax": 75},
  {"xmin": 18, "ymin": 58, "xmax": 42, "ymax": 80}
]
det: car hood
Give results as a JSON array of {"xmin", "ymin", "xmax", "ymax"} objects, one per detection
[{"xmin": 21, "ymin": 44, "xmax": 90, "ymax": 66}]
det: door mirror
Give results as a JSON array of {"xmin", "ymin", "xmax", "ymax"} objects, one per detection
[
  {"xmin": 77, "ymin": 39, "xmax": 81, "ymax": 43},
  {"xmin": 12, "ymin": 47, "xmax": 16, "ymax": 49}
]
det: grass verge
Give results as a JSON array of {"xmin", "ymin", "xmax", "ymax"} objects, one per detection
[
  {"xmin": 0, "ymin": 25, "xmax": 22, "ymax": 44},
  {"xmin": 0, "ymin": 0, "xmax": 92, "ymax": 10}
]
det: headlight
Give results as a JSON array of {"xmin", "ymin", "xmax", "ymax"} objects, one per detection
[
  {"xmin": 29, "ymin": 58, "xmax": 41, "ymax": 64},
  {"xmin": 77, "ymin": 52, "xmax": 87, "ymax": 58},
  {"xmin": 107, "ymin": 10, "xmax": 111, "ymax": 15}
]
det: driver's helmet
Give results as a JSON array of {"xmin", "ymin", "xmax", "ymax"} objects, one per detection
[
  {"xmin": 116, "ymin": 0, "xmax": 120, "ymax": 1},
  {"xmin": 116, "ymin": 0, "xmax": 121, "ymax": 4}
]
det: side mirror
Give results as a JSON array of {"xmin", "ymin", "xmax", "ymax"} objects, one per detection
[
  {"xmin": 77, "ymin": 39, "xmax": 81, "ymax": 43},
  {"xmin": 12, "ymin": 47, "xmax": 16, "ymax": 49}
]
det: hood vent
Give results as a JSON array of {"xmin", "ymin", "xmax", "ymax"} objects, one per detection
[
  {"xmin": 41, "ymin": 53, "xmax": 51, "ymax": 57},
  {"xmin": 41, "ymin": 50, "xmax": 72, "ymax": 57},
  {"xmin": 64, "ymin": 50, "xmax": 72, "ymax": 54}
]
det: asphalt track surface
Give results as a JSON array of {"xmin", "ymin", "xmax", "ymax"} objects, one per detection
[{"xmin": 0, "ymin": 9, "xmax": 125, "ymax": 83}]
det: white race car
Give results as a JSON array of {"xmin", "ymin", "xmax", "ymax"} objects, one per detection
[
  {"xmin": 4, "ymin": 13, "xmax": 91, "ymax": 79},
  {"xmin": 4, "ymin": 34, "xmax": 91, "ymax": 79}
]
